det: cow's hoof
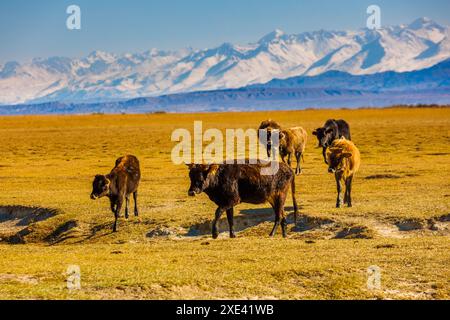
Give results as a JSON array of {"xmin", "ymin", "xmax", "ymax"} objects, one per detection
[
  {"xmin": 230, "ymin": 233, "xmax": 236, "ymax": 238},
  {"xmin": 212, "ymin": 233, "xmax": 219, "ymax": 239}
]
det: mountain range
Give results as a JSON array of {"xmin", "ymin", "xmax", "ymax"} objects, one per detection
[
  {"xmin": 1, "ymin": 57, "xmax": 448, "ymax": 115},
  {"xmin": 0, "ymin": 17, "xmax": 449, "ymax": 108}
]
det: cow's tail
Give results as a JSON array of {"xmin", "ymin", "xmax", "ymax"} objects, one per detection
[{"xmin": 291, "ymin": 174, "xmax": 298, "ymax": 224}]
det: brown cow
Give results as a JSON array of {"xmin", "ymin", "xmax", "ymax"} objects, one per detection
[
  {"xmin": 279, "ymin": 127, "xmax": 307, "ymax": 175},
  {"xmin": 326, "ymin": 138, "xmax": 360, "ymax": 208},
  {"xmin": 90, "ymin": 155, "xmax": 141, "ymax": 232},
  {"xmin": 187, "ymin": 161, "xmax": 299, "ymax": 238}
]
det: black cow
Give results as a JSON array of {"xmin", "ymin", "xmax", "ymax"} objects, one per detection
[
  {"xmin": 187, "ymin": 161, "xmax": 298, "ymax": 238},
  {"xmin": 312, "ymin": 119, "xmax": 351, "ymax": 164}
]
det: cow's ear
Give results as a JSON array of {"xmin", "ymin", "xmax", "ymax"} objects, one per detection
[
  {"xmin": 185, "ymin": 163, "xmax": 194, "ymax": 170},
  {"xmin": 342, "ymin": 152, "xmax": 352, "ymax": 158},
  {"xmin": 312, "ymin": 130, "xmax": 318, "ymax": 136}
]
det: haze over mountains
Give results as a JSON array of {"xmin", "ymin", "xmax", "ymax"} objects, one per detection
[{"xmin": 0, "ymin": 17, "xmax": 449, "ymax": 113}]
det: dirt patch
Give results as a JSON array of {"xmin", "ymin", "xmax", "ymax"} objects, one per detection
[
  {"xmin": 365, "ymin": 174, "xmax": 401, "ymax": 180},
  {"xmin": 45, "ymin": 220, "xmax": 80, "ymax": 244},
  {"xmin": 395, "ymin": 219, "xmax": 425, "ymax": 231},
  {"xmin": 334, "ymin": 225, "xmax": 374, "ymax": 239},
  {"xmin": 0, "ymin": 273, "xmax": 39, "ymax": 285},
  {"xmin": 290, "ymin": 216, "xmax": 375, "ymax": 240},
  {"xmin": 0, "ymin": 206, "xmax": 60, "ymax": 243},
  {"xmin": 147, "ymin": 226, "xmax": 185, "ymax": 238},
  {"xmin": 186, "ymin": 208, "xmax": 279, "ymax": 237},
  {"xmin": 293, "ymin": 216, "xmax": 335, "ymax": 232}
]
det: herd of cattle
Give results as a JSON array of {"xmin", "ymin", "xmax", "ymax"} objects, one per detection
[{"xmin": 90, "ymin": 119, "xmax": 361, "ymax": 237}]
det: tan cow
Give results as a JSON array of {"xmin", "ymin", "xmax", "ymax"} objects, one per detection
[
  {"xmin": 326, "ymin": 138, "xmax": 360, "ymax": 208},
  {"xmin": 279, "ymin": 127, "xmax": 308, "ymax": 175}
]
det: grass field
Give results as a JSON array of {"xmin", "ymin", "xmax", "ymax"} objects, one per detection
[{"xmin": 0, "ymin": 107, "xmax": 449, "ymax": 299}]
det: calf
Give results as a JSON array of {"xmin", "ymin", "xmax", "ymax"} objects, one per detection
[
  {"xmin": 279, "ymin": 127, "xmax": 307, "ymax": 175},
  {"xmin": 313, "ymin": 119, "xmax": 351, "ymax": 164},
  {"xmin": 90, "ymin": 155, "xmax": 141, "ymax": 232},
  {"xmin": 326, "ymin": 138, "xmax": 360, "ymax": 208},
  {"xmin": 258, "ymin": 119, "xmax": 282, "ymax": 158},
  {"xmin": 187, "ymin": 161, "xmax": 298, "ymax": 238}
]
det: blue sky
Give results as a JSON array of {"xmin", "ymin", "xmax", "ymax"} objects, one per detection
[{"xmin": 0, "ymin": 0, "xmax": 449, "ymax": 63}]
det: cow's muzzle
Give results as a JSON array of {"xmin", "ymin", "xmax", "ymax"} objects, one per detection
[
  {"xmin": 328, "ymin": 168, "xmax": 336, "ymax": 174},
  {"xmin": 90, "ymin": 193, "xmax": 98, "ymax": 200}
]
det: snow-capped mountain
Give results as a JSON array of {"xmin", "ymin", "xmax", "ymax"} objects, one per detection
[{"xmin": 0, "ymin": 17, "xmax": 449, "ymax": 105}]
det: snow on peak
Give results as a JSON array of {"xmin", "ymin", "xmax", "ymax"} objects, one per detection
[
  {"xmin": 408, "ymin": 17, "xmax": 444, "ymax": 31},
  {"xmin": 258, "ymin": 29, "xmax": 286, "ymax": 44}
]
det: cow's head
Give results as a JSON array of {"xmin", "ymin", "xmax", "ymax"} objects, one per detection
[
  {"xmin": 258, "ymin": 120, "xmax": 281, "ymax": 158},
  {"xmin": 326, "ymin": 148, "xmax": 352, "ymax": 173},
  {"xmin": 186, "ymin": 164, "xmax": 219, "ymax": 196},
  {"xmin": 312, "ymin": 127, "xmax": 335, "ymax": 148},
  {"xmin": 90, "ymin": 175, "xmax": 111, "ymax": 199}
]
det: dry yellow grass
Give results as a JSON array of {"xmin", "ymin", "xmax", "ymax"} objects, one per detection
[{"xmin": 0, "ymin": 107, "xmax": 449, "ymax": 299}]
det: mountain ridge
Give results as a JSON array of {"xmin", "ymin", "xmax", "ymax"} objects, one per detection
[{"xmin": 0, "ymin": 17, "xmax": 449, "ymax": 106}]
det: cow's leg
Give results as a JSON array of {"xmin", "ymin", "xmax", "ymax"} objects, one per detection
[
  {"xmin": 279, "ymin": 192, "xmax": 288, "ymax": 238},
  {"xmin": 346, "ymin": 176, "xmax": 353, "ymax": 207},
  {"xmin": 335, "ymin": 173, "xmax": 343, "ymax": 208},
  {"xmin": 295, "ymin": 151, "xmax": 302, "ymax": 175},
  {"xmin": 287, "ymin": 153, "xmax": 292, "ymax": 169},
  {"xmin": 212, "ymin": 207, "xmax": 224, "ymax": 239},
  {"xmin": 323, "ymin": 147, "xmax": 328, "ymax": 164},
  {"xmin": 133, "ymin": 191, "xmax": 139, "ymax": 217},
  {"xmin": 226, "ymin": 208, "xmax": 236, "ymax": 238},
  {"xmin": 124, "ymin": 195, "xmax": 130, "ymax": 219},
  {"xmin": 270, "ymin": 196, "xmax": 284, "ymax": 237},
  {"xmin": 291, "ymin": 176, "xmax": 299, "ymax": 224},
  {"xmin": 113, "ymin": 195, "xmax": 124, "ymax": 232},
  {"xmin": 109, "ymin": 196, "xmax": 116, "ymax": 214}
]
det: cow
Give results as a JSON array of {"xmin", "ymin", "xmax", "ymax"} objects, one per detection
[
  {"xmin": 312, "ymin": 119, "xmax": 351, "ymax": 164},
  {"xmin": 258, "ymin": 119, "xmax": 282, "ymax": 158},
  {"xmin": 279, "ymin": 127, "xmax": 307, "ymax": 175},
  {"xmin": 326, "ymin": 138, "xmax": 360, "ymax": 208},
  {"xmin": 90, "ymin": 155, "xmax": 141, "ymax": 232},
  {"xmin": 187, "ymin": 161, "xmax": 299, "ymax": 238}
]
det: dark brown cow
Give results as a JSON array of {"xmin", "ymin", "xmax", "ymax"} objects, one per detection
[
  {"xmin": 187, "ymin": 161, "xmax": 298, "ymax": 238},
  {"xmin": 91, "ymin": 155, "xmax": 141, "ymax": 232},
  {"xmin": 258, "ymin": 119, "xmax": 282, "ymax": 158}
]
